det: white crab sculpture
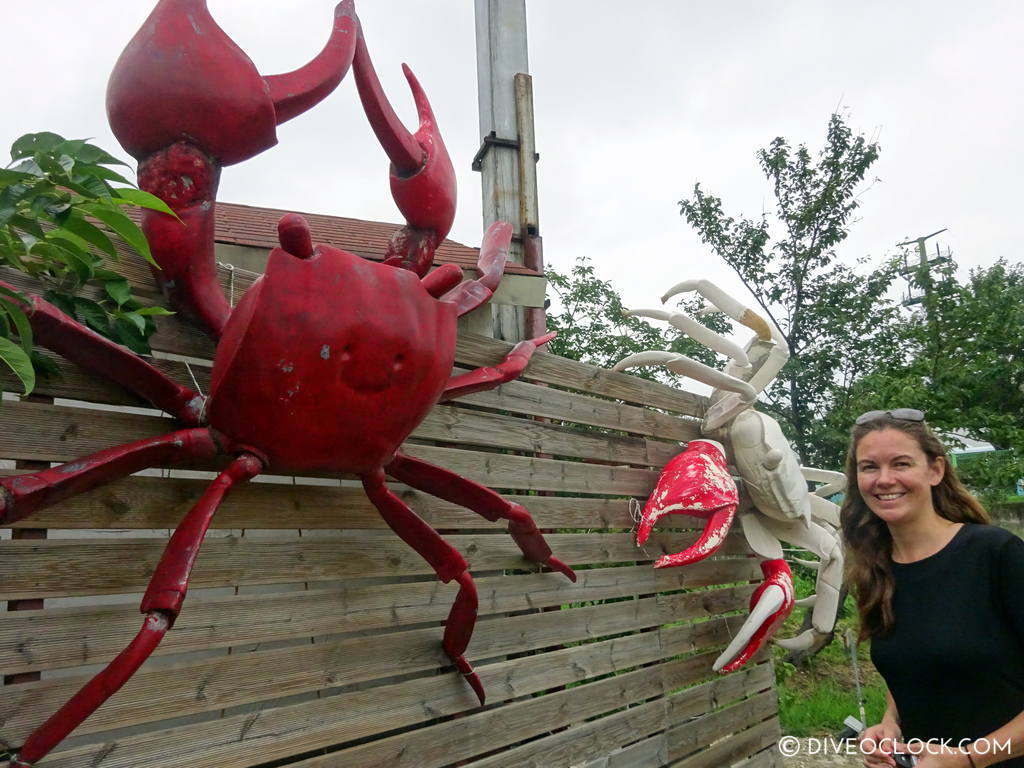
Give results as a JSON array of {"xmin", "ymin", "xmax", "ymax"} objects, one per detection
[{"xmin": 614, "ymin": 279, "xmax": 845, "ymax": 673}]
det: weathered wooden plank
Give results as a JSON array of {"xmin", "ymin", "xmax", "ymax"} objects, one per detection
[
  {"xmin": 0, "ymin": 587, "xmax": 754, "ymax": 744},
  {"xmin": 35, "ymin": 617, "xmax": 743, "ymax": 768},
  {"xmin": 456, "ymin": 377, "xmax": 698, "ymax": 442},
  {"xmin": 0, "ymin": 472, "xmax": 630, "ymax": 530},
  {"xmin": 667, "ymin": 692, "xmax": 779, "ymax": 765},
  {"xmin": 2, "ymin": 371, "xmax": 683, "ymax": 469},
  {"xmin": 0, "ymin": 472, "xmax": 634, "ymax": 530},
  {"xmin": 4, "ymin": 353, "xmax": 698, "ymax": 445},
  {"xmin": 579, "ymin": 731, "xmax": 669, "ymax": 768},
  {"xmin": 669, "ymin": 715, "xmax": 780, "ymax": 768},
  {"xmin": 455, "ymin": 332, "xmax": 706, "ymax": 416},
  {"xmin": 0, "ymin": 529, "xmax": 754, "ymax": 599},
  {"xmin": 1, "ymin": 559, "xmax": 762, "ymax": 674},
  {"xmin": 284, "ymin": 651, "xmax": 772, "ymax": 768},
  {"xmin": 731, "ymin": 746, "xmax": 784, "ymax": 768},
  {"xmin": 0, "ymin": 400, "xmax": 661, "ymax": 494},
  {"xmin": 418, "ymin": 404, "xmax": 682, "ymax": 466},
  {"xmin": 467, "ymin": 662, "xmax": 775, "ymax": 768}
]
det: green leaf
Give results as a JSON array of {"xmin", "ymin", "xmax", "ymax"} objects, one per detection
[
  {"xmin": 59, "ymin": 214, "xmax": 117, "ymax": 257},
  {"xmin": 114, "ymin": 316, "xmax": 151, "ymax": 355},
  {"xmin": 0, "ymin": 283, "xmax": 29, "ymax": 305},
  {"xmin": 32, "ymin": 240, "xmax": 95, "ymax": 283},
  {"xmin": 11, "ymin": 132, "xmax": 65, "ymax": 161},
  {"xmin": 117, "ymin": 309, "xmax": 147, "ymax": 335},
  {"xmin": 44, "ymin": 291, "xmax": 77, "ymax": 318},
  {"xmin": 103, "ymin": 278, "xmax": 132, "ymax": 306},
  {"xmin": 0, "ymin": 335, "xmax": 36, "ymax": 394},
  {"xmin": 10, "ymin": 214, "xmax": 46, "ymax": 240},
  {"xmin": 80, "ymin": 204, "xmax": 155, "ymax": 265},
  {"xmin": 30, "ymin": 350, "xmax": 61, "ymax": 379},
  {"xmin": 73, "ymin": 297, "xmax": 111, "ymax": 334},
  {"xmin": 63, "ymin": 175, "xmax": 112, "ymax": 200},
  {"xmin": 77, "ymin": 164, "xmax": 133, "ymax": 187},
  {"xmin": 0, "ymin": 297, "xmax": 34, "ymax": 354},
  {"xmin": 110, "ymin": 188, "xmax": 177, "ymax": 217},
  {"xmin": 73, "ymin": 142, "xmax": 130, "ymax": 168},
  {"xmin": 133, "ymin": 306, "xmax": 175, "ymax": 316},
  {"xmin": 0, "ymin": 169, "xmax": 33, "ymax": 184}
]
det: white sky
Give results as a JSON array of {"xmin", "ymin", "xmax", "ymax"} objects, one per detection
[{"xmin": 3, "ymin": 1, "xmax": 1021, "ymax": 315}]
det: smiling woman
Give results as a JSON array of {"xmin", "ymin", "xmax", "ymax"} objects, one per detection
[{"xmin": 840, "ymin": 412, "xmax": 1024, "ymax": 768}]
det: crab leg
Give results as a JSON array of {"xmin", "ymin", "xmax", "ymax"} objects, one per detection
[
  {"xmin": 760, "ymin": 516, "xmax": 844, "ymax": 651},
  {"xmin": 441, "ymin": 332, "xmax": 556, "ymax": 401},
  {"xmin": 661, "ymin": 279, "xmax": 789, "ymax": 397},
  {"xmin": 625, "ymin": 308, "xmax": 750, "ymax": 367},
  {"xmin": 439, "ymin": 221, "xmax": 513, "ymax": 317},
  {"xmin": 361, "ymin": 468, "xmax": 485, "ymax": 704},
  {"xmin": 613, "ymin": 351, "xmax": 756, "ymax": 402},
  {"xmin": 353, "ymin": 29, "xmax": 456, "ymax": 277},
  {"xmin": 0, "ymin": 428, "xmax": 217, "ymax": 525},
  {"xmin": 0, "ymin": 281, "xmax": 204, "ymax": 424},
  {"xmin": 10, "ymin": 453, "xmax": 262, "ymax": 767},
  {"xmin": 384, "ymin": 453, "xmax": 576, "ymax": 582}
]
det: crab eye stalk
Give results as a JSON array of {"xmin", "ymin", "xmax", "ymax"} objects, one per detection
[{"xmin": 278, "ymin": 214, "xmax": 315, "ymax": 259}]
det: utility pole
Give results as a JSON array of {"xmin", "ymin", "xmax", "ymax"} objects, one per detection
[
  {"xmin": 898, "ymin": 228, "xmax": 949, "ymax": 307},
  {"xmin": 898, "ymin": 228, "xmax": 951, "ymax": 378},
  {"xmin": 473, "ymin": 0, "xmax": 544, "ymax": 342}
]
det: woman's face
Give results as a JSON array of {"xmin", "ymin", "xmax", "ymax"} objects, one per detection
[{"xmin": 855, "ymin": 427, "xmax": 945, "ymax": 527}]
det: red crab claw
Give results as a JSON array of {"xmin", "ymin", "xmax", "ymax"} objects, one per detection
[
  {"xmin": 106, "ymin": 0, "xmax": 357, "ymax": 337},
  {"xmin": 713, "ymin": 558, "xmax": 795, "ymax": 673},
  {"xmin": 353, "ymin": 29, "xmax": 457, "ymax": 277},
  {"xmin": 637, "ymin": 440, "xmax": 739, "ymax": 568},
  {"xmin": 108, "ymin": 0, "xmax": 357, "ymax": 165}
]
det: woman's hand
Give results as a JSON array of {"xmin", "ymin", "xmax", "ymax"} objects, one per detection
[
  {"xmin": 901, "ymin": 743, "xmax": 972, "ymax": 767},
  {"xmin": 861, "ymin": 721, "xmax": 902, "ymax": 767}
]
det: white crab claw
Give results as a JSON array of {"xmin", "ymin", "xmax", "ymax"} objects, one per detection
[
  {"xmin": 795, "ymin": 595, "xmax": 817, "ymax": 608},
  {"xmin": 775, "ymin": 628, "xmax": 818, "ymax": 652},
  {"xmin": 792, "ymin": 557, "xmax": 820, "ymax": 570},
  {"xmin": 713, "ymin": 584, "xmax": 787, "ymax": 672}
]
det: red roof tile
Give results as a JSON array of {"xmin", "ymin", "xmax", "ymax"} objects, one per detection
[{"xmin": 214, "ymin": 202, "xmax": 540, "ymax": 277}]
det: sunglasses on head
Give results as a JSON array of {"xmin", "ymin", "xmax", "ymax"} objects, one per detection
[{"xmin": 855, "ymin": 408, "xmax": 925, "ymax": 426}]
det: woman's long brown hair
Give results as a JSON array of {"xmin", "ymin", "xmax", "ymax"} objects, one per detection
[{"xmin": 840, "ymin": 415, "xmax": 989, "ymax": 640}]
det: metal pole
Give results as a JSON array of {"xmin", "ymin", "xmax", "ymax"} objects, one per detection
[{"xmin": 474, "ymin": 0, "xmax": 540, "ymax": 342}]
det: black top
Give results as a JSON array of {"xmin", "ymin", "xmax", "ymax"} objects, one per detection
[{"xmin": 871, "ymin": 524, "xmax": 1024, "ymax": 765}]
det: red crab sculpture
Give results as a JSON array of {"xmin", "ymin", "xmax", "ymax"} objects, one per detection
[{"xmin": 0, "ymin": 2, "xmax": 574, "ymax": 765}]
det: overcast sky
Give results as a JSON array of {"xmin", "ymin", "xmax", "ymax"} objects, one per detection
[{"xmin": 3, "ymin": 1, "xmax": 1021, "ymax": 317}]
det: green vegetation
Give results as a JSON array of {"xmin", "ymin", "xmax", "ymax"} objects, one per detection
[
  {"xmin": 546, "ymin": 255, "xmax": 730, "ymax": 383},
  {"xmin": 0, "ymin": 132, "xmax": 173, "ymax": 395},
  {"xmin": 774, "ymin": 567, "xmax": 888, "ymax": 735}
]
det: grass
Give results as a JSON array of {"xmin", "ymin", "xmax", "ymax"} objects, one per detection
[{"xmin": 773, "ymin": 566, "xmax": 889, "ymax": 736}]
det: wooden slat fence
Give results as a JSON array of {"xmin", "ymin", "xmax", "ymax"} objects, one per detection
[{"xmin": 1, "ymin": 261, "xmax": 781, "ymax": 767}]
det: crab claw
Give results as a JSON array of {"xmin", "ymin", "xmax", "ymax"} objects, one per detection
[
  {"xmin": 353, "ymin": 31, "xmax": 456, "ymax": 277},
  {"xmin": 636, "ymin": 440, "xmax": 738, "ymax": 567},
  {"xmin": 109, "ymin": 0, "xmax": 357, "ymax": 166},
  {"xmin": 107, "ymin": 0, "xmax": 356, "ymax": 337},
  {"xmin": 713, "ymin": 558, "xmax": 795, "ymax": 673}
]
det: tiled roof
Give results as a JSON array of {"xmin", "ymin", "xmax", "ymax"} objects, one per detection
[{"xmin": 214, "ymin": 201, "xmax": 541, "ymax": 277}]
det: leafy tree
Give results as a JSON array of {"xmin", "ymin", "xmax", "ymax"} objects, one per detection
[
  {"xmin": 844, "ymin": 256, "xmax": 1024, "ymax": 503},
  {"xmin": 0, "ymin": 132, "xmax": 173, "ymax": 395},
  {"xmin": 679, "ymin": 113, "xmax": 901, "ymax": 468},
  {"xmin": 546, "ymin": 256, "xmax": 728, "ymax": 384}
]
